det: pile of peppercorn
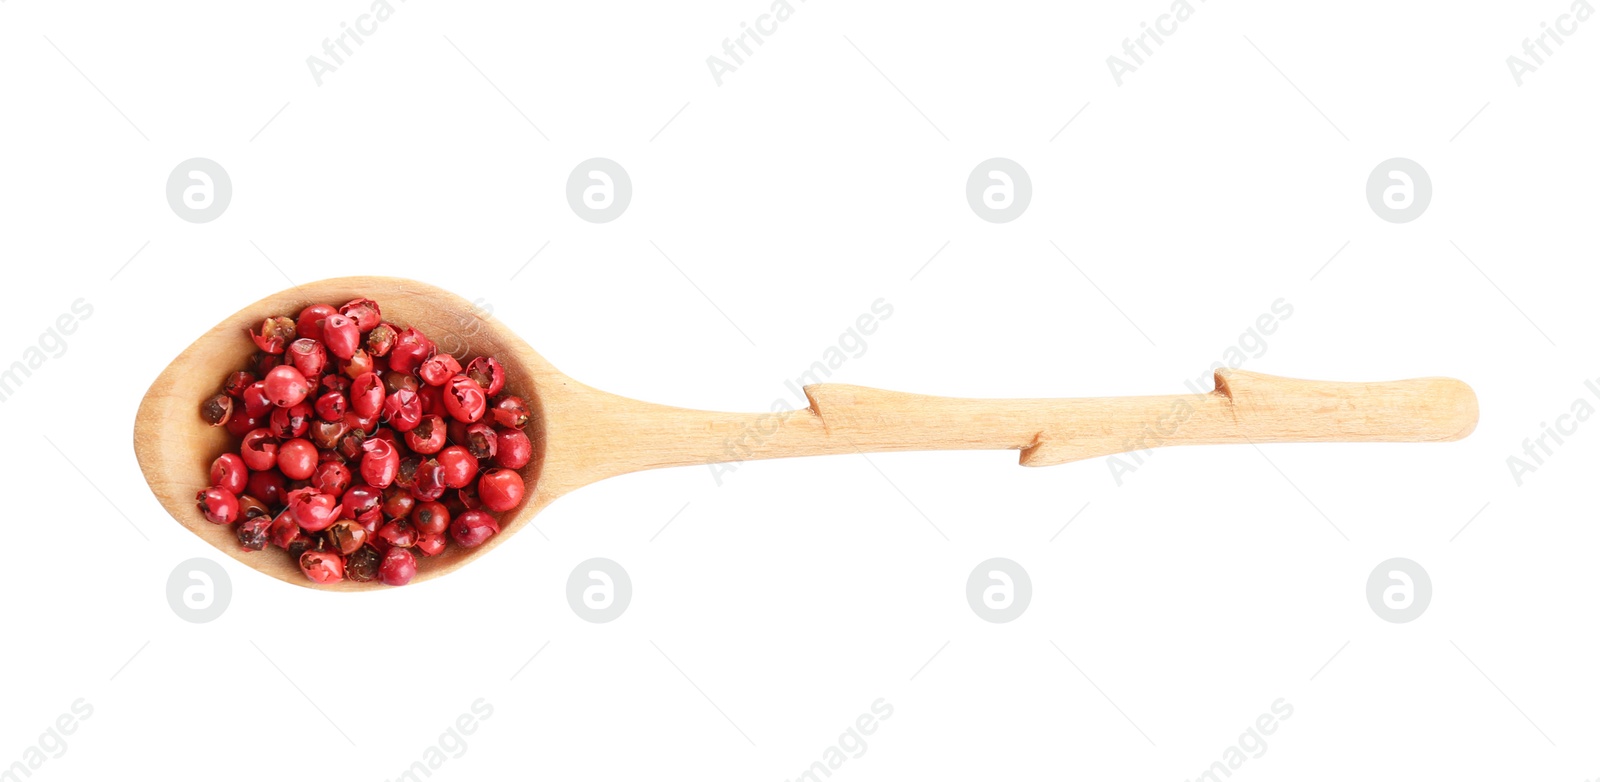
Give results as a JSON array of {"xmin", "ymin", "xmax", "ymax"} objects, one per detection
[{"xmin": 195, "ymin": 298, "xmax": 534, "ymax": 586}]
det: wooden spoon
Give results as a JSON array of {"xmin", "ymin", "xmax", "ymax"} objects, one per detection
[{"xmin": 134, "ymin": 276, "xmax": 1479, "ymax": 590}]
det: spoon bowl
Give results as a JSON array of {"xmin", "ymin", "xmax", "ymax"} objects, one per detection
[
  {"xmin": 135, "ymin": 276, "xmax": 562, "ymax": 589},
  {"xmin": 136, "ymin": 276, "xmax": 1478, "ymax": 591}
]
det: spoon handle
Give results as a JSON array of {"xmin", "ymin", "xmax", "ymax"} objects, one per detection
[
  {"xmin": 575, "ymin": 369, "xmax": 1476, "ymax": 479},
  {"xmin": 806, "ymin": 369, "xmax": 1476, "ymax": 466}
]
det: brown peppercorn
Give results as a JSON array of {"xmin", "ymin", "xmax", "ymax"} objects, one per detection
[
  {"xmin": 346, "ymin": 546, "xmax": 382, "ymax": 582},
  {"xmin": 326, "ymin": 520, "xmax": 369, "ymax": 556},
  {"xmin": 200, "ymin": 394, "xmax": 234, "ymax": 426}
]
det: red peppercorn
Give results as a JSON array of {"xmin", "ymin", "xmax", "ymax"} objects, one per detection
[
  {"xmin": 477, "ymin": 468, "xmax": 525, "ymax": 512},
  {"xmin": 389, "ymin": 327, "xmax": 434, "ymax": 374},
  {"xmin": 349, "ymin": 371, "xmax": 386, "ymax": 418},
  {"xmin": 380, "ymin": 371, "xmax": 416, "ymax": 395},
  {"xmin": 210, "ymin": 453, "xmax": 249, "ymax": 495},
  {"xmin": 413, "ymin": 458, "xmax": 448, "ymax": 501},
  {"xmin": 379, "ymin": 548, "xmax": 417, "ymax": 585},
  {"xmin": 382, "ymin": 387, "xmax": 422, "ymax": 432},
  {"xmin": 264, "ymin": 509, "xmax": 297, "ymax": 547},
  {"xmin": 360, "ymin": 437, "xmax": 399, "ymax": 488},
  {"xmin": 341, "ymin": 483, "xmax": 382, "ymax": 523},
  {"xmin": 295, "ymin": 303, "xmax": 337, "ymax": 342},
  {"xmin": 412, "ymin": 501, "xmax": 451, "ymax": 535},
  {"xmin": 336, "ymin": 427, "xmax": 368, "ymax": 461},
  {"xmin": 344, "ymin": 409, "xmax": 380, "ymax": 437},
  {"xmin": 287, "ymin": 338, "xmax": 327, "ymax": 377},
  {"xmin": 196, "ymin": 486, "xmax": 240, "ymax": 525},
  {"xmin": 263, "ymin": 365, "xmax": 311, "ymax": 408},
  {"xmin": 377, "ymin": 518, "xmax": 418, "ymax": 549},
  {"xmin": 322, "ymin": 313, "xmax": 361, "ymax": 360},
  {"xmin": 490, "ymin": 395, "xmax": 531, "ymax": 429},
  {"xmin": 314, "ymin": 391, "xmax": 347, "ymax": 423},
  {"xmin": 240, "ymin": 428, "xmax": 279, "ymax": 471},
  {"xmin": 381, "ymin": 484, "xmax": 415, "ymax": 520},
  {"xmin": 494, "ymin": 428, "xmax": 533, "ymax": 469},
  {"xmin": 450, "ymin": 509, "xmax": 500, "ymax": 547},
  {"xmin": 223, "ymin": 370, "xmax": 257, "ymax": 398},
  {"xmin": 299, "ymin": 550, "xmax": 344, "ymax": 584},
  {"xmin": 311, "ymin": 460, "xmax": 353, "ymax": 496},
  {"xmin": 339, "ymin": 298, "xmax": 382, "ymax": 332},
  {"xmin": 247, "ymin": 469, "xmax": 287, "ymax": 507},
  {"xmin": 442, "ymin": 375, "xmax": 487, "ymax": 423},
  {"xmin": 308, "ymin": 418, "xmax": 348, "ymax": 451},
  {"xmin": 287, "ymin": 487, "xmax": 342, "ymax": 532},
  {"xmin": 249, "ymin": 316, "xmax": 296, "ymax": 354},
  {"xmin": 242, "ymin": 381, "xmax": 273, "ymax": 418},
  {"xmin": 466, "ymin": 357, "xmax": 506, "ymax": 396},
  {"xmin": 436, "ymin": 446, "xmax": 476, "ymax": 489},
  {"xmin": 320, "ymin": 372, "xmax": 351, "ymax": 396},
  {"xmin": 404, "ymin": 415, "xmax": 447, "ymax": 454},
  {"xmin": 277, "ymin": 438, "xmax": 318, "ymax": 481},
  {"xmin": 269, "ymin": 402, "xmax": 312, "ymax": 439},
  {"xmin": 224, "ymin": 410, "xmax": 264, "ymax": 438},
  {"xmin": 416, "ymin": 383, "xmax": 445, "ymax": 417},
  {"xmin": 414, "ymin": 533, "xmax": 447, "ymax": 557},
  {"xmin": 418, "ymin": 354, "xmax": 462, "ymax": 386},
  {"xmin": 341, "ymin": 348, "xmax": 375, "ymax": 380}
]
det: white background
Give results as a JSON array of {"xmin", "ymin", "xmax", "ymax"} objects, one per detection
[{"xmin": 2, "ymin": 1, "xmax": 1597, "ymax": 780}]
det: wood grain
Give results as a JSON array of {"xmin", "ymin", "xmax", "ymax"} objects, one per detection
[{"xmin": 135, "ymin": 276, "xmax": 1478, "ymax": 591}]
